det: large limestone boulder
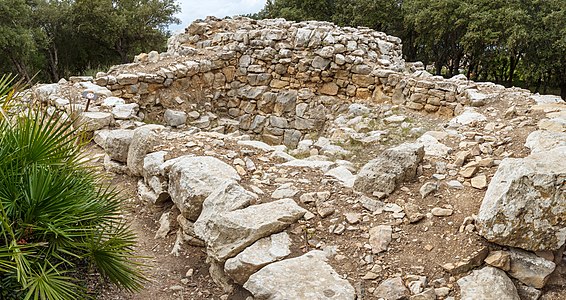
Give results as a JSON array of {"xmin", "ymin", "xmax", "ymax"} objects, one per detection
[
  {"xmin": 126, "ymin": 124, "xmax": 165, "ymax": 176},
  {"xmin": 457, "ymin": 266, "xmax": 520, "ymax": 300},
  {"xmin": 525, "ymin": 130, "xmax": 566, "ymax": 154},
  {"xmin": 105, "ymin": 129, "xmax": 134, "ymax": 163},
  {"xmin": 353, "ymin": 143, "xmax": 424, "ymax": 196},
  {"xmin": 477, "ymin": 146, "xmax": 566, "ymax": 251},
  {"xmin": 195, "ymin": 198, "xmax": 305, "ymax": 262},
  {"xmin": 168, "ymin": 156, "xmax": 240, "ymax": 221},
  {"xmin": 224, "ymin": 232, "xmax": 291, "ymax": 284},
  {"xmin": 243, "ymin": 250, "xmax": 356, "ymax": 300}
]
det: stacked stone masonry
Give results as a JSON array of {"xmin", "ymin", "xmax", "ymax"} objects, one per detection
[{"xmin": 94, "ymin": 17, "xmax": 493, "ymax": 147}]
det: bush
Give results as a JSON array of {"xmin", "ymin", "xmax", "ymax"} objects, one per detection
[{"xmin": 0, "ymin": 76, "xmax": 145, "ymax": 299}]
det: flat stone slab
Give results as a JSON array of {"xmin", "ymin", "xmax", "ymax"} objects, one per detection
[
  {"xmin": 244, "ymin": 250, "xmax": 355, "ymax": 300},
  {"xmin": 195, "ymin": 198, "xmax": 306, "ymax": 261},
  {"xmin": 224, "ymin": 232, "xmax": 291, "ymax": 284}
]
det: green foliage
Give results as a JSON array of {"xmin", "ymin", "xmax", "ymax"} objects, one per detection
[
  {"xmin": 0, "ymin": 78, "xmax": 145, "ymax": 299},
  {"xmin": 0, "ymin": 0, "xmax": 180, "ymax": 83},
  {"xmin": 255, "ymin": 0, "xmax": 566, "ymax": 98}
]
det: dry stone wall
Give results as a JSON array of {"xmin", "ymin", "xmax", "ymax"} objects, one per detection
[{"xmin": 93, "ymin": 17, "xmax": 494, "ymax": 148}]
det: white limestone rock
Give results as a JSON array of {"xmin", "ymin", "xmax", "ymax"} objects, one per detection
[
  {"xmin": 354, "ymin": 143, "xmax": 424, "ymax": 196},
  {"xmin": 457, "ymin": 266, "xmax": 520, "ymax": 300},
  {"xmin": 168, "ymin": 156, "xmax": 240, "ymax": 221},
  {"xmin": 224, "ymin": 232, "xmax": 291, "ymax": 284},
  {"xmin": 195, "ymin": 198, "xmax": 305, "ymax": 262},
  {"xmin": 105, "ymin": 129, "xmax": 134, "ymax": 163},
  {"xmin": 244, "ymin": 250, "xmax": 355, "ymax": 300},
  {"xmin": 477, "ymin": 146, "xmax": 566, "ymax": 251},
  {"xmin": 126, "ymin": 124, "xmax": 165, "ymax": 176}
]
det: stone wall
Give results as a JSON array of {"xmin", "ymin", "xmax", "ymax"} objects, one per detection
[{"xmin": 93, "ymin": 17, "xmax": 502, "ymax": 147}]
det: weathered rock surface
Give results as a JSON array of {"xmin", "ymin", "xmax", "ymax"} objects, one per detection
[
  {"xmin": 243, "ymin": 250, "xmax": 355, "ymax": 300},
  {"xmin": 457, "ymin": 266, "xmax": 520, "ymax": 300},
  {"xmin": 477, "ymin": 146, "xmax": 566, "ymax": 251},
  {"xmin": 224, "ymin": 232, "xmax": 291, "ymax": 284},
  {"xmin": 127, "ymin": 124, "xmax": 165, "ymax": 176},
  {"xmin": 195, "ymin": 198, "xmax": 305, "ymax": 261},
  {"xmin": 105, "ymin": 129, "xmax": 133, "ymax": 163},
  {"xmin": 373, "ymin": 276, "xmax": 409, "ymax": 300},
  {"xmin": 369, "ymin": 225, "xmax": 393, "ymax": 253},
  {"xmin": 78, "ymin": 111, "xmax": 113, "ymax": 131},
  {"xmin": 168, "ymin": 156, "xmax": 240, "ymax": 220},
  {"xmin": 164, "ymin": 109, "xmax": 187, "ymax": 127},
  {"xmin": 507, "ymin": 248, "xmax": 556, "ymax": 288},
  {"xmin": 354, "ymin": 143, "xmax": 424, "ymax": 196},
  {"xmin": 525, "ymin": 130, "xmax": 566, "ymax": 154}
]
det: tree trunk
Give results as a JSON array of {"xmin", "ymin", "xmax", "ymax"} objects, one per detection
[
  {"xmin": 508, "ymin": 52, "xmax": 521, "ymax": 86},
  {"xmin": 9, "ymin": 55, "xmax": 31, "ymax": 83},
  {"xmin": 47, "ymin": 45, "xmax": 60, "ymax": 83},
  {"xmin": 560, "ymin": 81, "xmax": 566, "ymax": 100}
]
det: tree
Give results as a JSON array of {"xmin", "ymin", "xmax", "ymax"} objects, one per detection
[
  {"xmin": 1, "ymin": 0, "xmax": 180, "ymax": 82},
  {"xmin": 0, "ymin": 0, "xmax": 38, "ymax": 82},
  {"xmin": 403, "ymin": 0, "xmax": 468, "ymax": 76},
  {"xmin": 71, "ymin": 0, "xmax": 180, "ymax": 64}
]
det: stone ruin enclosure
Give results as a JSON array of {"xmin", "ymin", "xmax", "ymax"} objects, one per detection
[
  {"xmin": 95, "ymin": 17, "xmax": 486, "ymax": 148},
  {"xmin": 31, "ymin": 16, "xmax": 566, "ymax": 300}
]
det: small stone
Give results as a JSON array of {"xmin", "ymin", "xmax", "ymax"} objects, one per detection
[
  {"xmin": 333, "ymin": 224, "xmax": 346, "ymax": 234},
  {"xmin": 485, "ymin": 251, "xmax": 511, "ymax": 271},
  {"xmin": 344, "ymin": 212, "xmax": 361, "ymax": 224},
  {"xmin": 317, "ymin": 205, "xmax": 335, "ymax": 218},
  {"xmin": 359, "ymin": 195, "xmax": 385, "ymax": 213},
  {"xmin": 471, "ymin": 175, "xmax": 487, "ymax": 189},
  {"xmin": 419, "ymin": 182, "xmax": 438, "ymax": 198},
  {"xmin": 434, "ymin": 287, "xmax": 450, "ymax": 297},
  {"xmin": 186, "ymin": 269, "xmax": 194, "ymax": 277},
  {"xmin": 446, "ymin": 180, "xmax": 464, "ymax": 189},
  {"xmin": 369, "ymin": 225, "xmax": 392, "ymax": 253},
  {"xmin": 362, "ymin": 271, "xmax": 379, "ymax": 280},
  {"xmin": 431, "ymin": 207, "xmax": 453, "ymax": 217},
  {"xmin": 460, "ymin": 166, "xmax": 478, "ymax": 178},
  {"xmin": 271, "ymin": 183, "xmax": 299, "ymax": 199}
]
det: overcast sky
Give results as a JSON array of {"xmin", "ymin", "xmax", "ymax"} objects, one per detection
[{"xmin": 171, "ymin": 0, "xmax": 267, "ymax": 33}]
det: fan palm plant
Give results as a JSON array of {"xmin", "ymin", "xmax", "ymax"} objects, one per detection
[{"xmin": 0, "ymin": 76, "xmax": 145, "ymax": 299}]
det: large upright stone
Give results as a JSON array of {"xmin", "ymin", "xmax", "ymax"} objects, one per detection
[
  {"xmin": 126, "ymin": 125, "xmax": 165, "ymax": 176},
  {"xmin": 105, "ymin": 129, "xmax": 134, "ymax": 163},
  {"xmin": 457, "ymin": 267, "xmax": 520, "ymax": 300},
  {"xmin": 353, "ymin": 143, "xmax": 424, "ymax": 196},
  {"xmin": 169, "ymin": 156, "xmax": 240, "ymax": 221},
  {"xmin": 195, "ymin": 198, "xmax": 305, "ymax": 262},
  {"xmin": 244, "ymin": 250, "xmax": 356, "ymax": 300},
  {"xmin": 477, "ymin": 146, "xmax": 566, "ymax": 251}
]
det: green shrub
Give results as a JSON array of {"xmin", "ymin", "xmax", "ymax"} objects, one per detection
[{"xmin": 0, "ymin": 76, "xmax": 145, "ymax": 299}]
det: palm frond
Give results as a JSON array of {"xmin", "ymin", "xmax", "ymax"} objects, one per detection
[
  {"xmin": 84, "ymin": 223, "xmax": 147, "ymax": 292},
  {"xmin": 23, "ymin": 262, "xmax": 83, "ymax": 300}
]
